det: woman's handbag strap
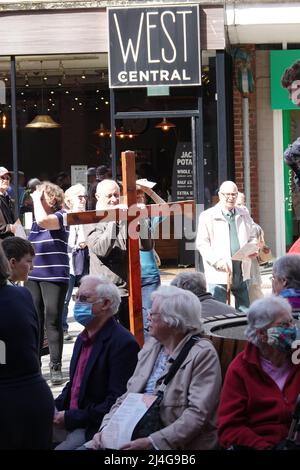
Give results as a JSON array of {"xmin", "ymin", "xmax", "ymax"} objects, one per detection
[{"xmin": 163, "ymin": 336, "xmax": 199, "ymax": 386}]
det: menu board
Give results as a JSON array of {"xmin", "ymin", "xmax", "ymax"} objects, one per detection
[
  {"xmin": 172, "ymin": 142, "xmax": 195, "ymax": 266},
  {"xmin": 71, "ymin": 165, "xmax": 88, "ymax": 188},
  {"xmin": 172, "ymin": 142, "xmax": 194, "ymax": 201}
]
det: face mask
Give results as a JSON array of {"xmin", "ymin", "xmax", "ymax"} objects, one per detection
[
  {"xmin": 73, "ymin": 302, "xmax": 97, "ymax": 326},
  {"xmin": 267, "ymin": 325, "xmax": 298, "ymax": 352}
]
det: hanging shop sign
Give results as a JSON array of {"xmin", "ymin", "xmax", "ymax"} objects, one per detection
[{"xmin": 108, "ymin": 5, "xmax": 201, "ymax": 88}]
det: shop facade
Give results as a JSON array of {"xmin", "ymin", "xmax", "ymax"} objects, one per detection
[
  {"xmin": 0, "ymin": 1, "xmax": 230, "ymax": 264},
  {"xmin": 226, "ymin": 1, "xmax": 300, "ymax": 258}
]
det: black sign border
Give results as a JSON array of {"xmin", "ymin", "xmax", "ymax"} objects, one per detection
[{"xmin": 107, "ymin": 4, "xmax": 201, "ymax": 89}]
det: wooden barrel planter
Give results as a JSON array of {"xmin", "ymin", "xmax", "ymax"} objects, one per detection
[{"xmin": 202, "ymin": 313, "xmax": 248, "ymax": 380}]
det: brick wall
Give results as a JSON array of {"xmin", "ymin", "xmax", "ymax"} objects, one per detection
[
  {"xmin": 256, "ymin": 50, "xmax": 276, "ymax": 254},
  {"xmin": 232, "ymin": 44, "xmax": 259, "ymax": 222}
]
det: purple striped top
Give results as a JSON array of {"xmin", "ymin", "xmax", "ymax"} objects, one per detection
[{"xmin": 28, "ymin": 210, "xmax": 70, "ymax": 284}]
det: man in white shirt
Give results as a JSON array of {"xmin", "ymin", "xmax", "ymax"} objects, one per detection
[{"xmin": 196, "ymin": 181, "xmax": 257, "ymax": 311}]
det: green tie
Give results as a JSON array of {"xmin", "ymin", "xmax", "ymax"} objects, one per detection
[
  {"xmin": 223, "ymin": 210, "xmax": 242, "ymax": 287},
  {"xmin": 224, "ymin": 210, "xmax": 240, "ymax": 255}
]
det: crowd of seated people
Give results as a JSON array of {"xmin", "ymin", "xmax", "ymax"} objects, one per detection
[{"xmin": 2, "ymin": 165, "xmax": 300, "ymax": 451}]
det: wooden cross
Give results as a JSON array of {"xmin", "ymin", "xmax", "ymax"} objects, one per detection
[{"xmin": 65, "ymin": 151, "xmax": 194, "ymax": 346}]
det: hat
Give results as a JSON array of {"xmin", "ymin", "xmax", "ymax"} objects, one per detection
[
  {"xmin": 86, "ymin": 167, "xmax": 96, "ymax": 177},
  {"xmin": 0, "ymin": 167, "xmax": 10, "ymax": 177}
]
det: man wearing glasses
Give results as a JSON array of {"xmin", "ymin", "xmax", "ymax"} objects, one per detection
[
  {"xmin": 0, "ymin": 166, "xmax": 17, "ymax": 239},
  {"xmin": 196, "ymin": 180, "xmax": 257, "ymax": 311}
]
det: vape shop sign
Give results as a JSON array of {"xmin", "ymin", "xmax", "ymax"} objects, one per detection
[{"xmin": 108, "ymin": 5, "xmax": 201, "ymax": 88}]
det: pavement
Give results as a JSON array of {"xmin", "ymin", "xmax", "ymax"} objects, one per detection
[{"xmin": 42, "ymin": 263, "xmax": 273, "ymax": 398}]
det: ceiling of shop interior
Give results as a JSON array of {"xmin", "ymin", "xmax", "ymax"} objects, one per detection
[{"xmin": 0, "ymin": 53, "xmax": 108, "ymax": 86}]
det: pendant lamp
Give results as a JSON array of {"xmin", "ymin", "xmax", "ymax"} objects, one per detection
[
  {"xmin": 155, "ymin": 118, "xmax": 176, "ymax": 131},
  {"xmin": 26, "ymin": 60, "xmax": 61, "ymax": 129}
]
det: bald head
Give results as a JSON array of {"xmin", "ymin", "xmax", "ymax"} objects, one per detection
[
  {"xmin": 218, "ymin": 181, "xmax": 238, "ymax": 211},
  {"xmin": 95, "ymin": 179, "xmax": 120, "ymax": 209}
]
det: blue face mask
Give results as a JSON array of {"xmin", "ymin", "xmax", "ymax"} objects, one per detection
[{"xmin": 73, "ymin": 302, "xmax": 97, "ymax": 326}]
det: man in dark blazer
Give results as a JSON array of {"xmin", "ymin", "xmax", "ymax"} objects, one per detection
[{"xmin": 53, "ymin": 274, "xmax": 140, "ymax": 450}]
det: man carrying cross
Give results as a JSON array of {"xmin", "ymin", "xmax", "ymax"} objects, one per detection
[
  {"xmin": 66, "ymin": 151, "xmax": 194, "ymax": 346},
  {"xmin": 86, "ymin": 178, "xmax": 153, "ymax": 330}
]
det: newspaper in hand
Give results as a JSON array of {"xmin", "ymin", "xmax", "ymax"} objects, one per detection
[
  {"xmin": 101, "ymin": 393, "xmax": 158, "ymax": 449},
  {"xmin": 14, "ymin": 219, "xmax": 27, "ymax": 239},
  {"xmin": 136, "ymin": 178, "xmax": 156, "ymax": 189},
  {"xmin": 232, "ymin": 241, "xmax": 258, "ymax": 261}
]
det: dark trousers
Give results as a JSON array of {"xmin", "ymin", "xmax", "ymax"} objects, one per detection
[
  {"xmin": 62, "ymin": 274, "xmax": 82, "ymax": 332},
  {"xmin": 208, "ymin": 281, "xmax": 250, "ymax": 312},
  {"xmin": 26, "ymin": 280, "xmax": 68, "ymax": 364}
]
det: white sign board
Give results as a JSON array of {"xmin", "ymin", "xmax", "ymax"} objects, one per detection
[{"xmin": 71, "ymin": 165, "xmax": 88, "ymax": 188}]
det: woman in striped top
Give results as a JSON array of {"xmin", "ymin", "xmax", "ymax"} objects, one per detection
[{"xmin": 26, "ymin": 181, "xmax": 69, "ymax": 385}]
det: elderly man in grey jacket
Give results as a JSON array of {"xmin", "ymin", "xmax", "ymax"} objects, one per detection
[
  {"xmin": 86, "ymin": 179, "xmax": 153, "ymax": 329},
  {"xmin": 196, "ymin": 180, "xmax": 257, "ymax": 312}
]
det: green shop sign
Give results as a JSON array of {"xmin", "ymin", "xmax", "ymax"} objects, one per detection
[{"xmin": 270, "ymin": 50, "xmax": 300, "ymax": 110}]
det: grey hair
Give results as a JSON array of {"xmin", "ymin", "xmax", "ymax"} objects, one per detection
[
  {"xmin": 64, "ymin": 184, "xmax": 86, "ymax": 210},
  {"xmin": 170, "ymin": 271, "xmax": 207, "ymax": 297},
  {"xmin": 244, "ymin": 295, "xmax": 292, "ymax": 346},
  {"xmin": 273, "ymin": 254, "xmax": 300, "ymax": 289},
  {"xmin": 80, "ymin": 274, "xmax": 121, "ymax": 315},
  {"xmin": 151, "ymin": 285, "xmax": 203, "ymax": 334}
]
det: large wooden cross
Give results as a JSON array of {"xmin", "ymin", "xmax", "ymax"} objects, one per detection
[{"xmin": 65, "ymin": 151, "xmax": 194, "ymax": 346}]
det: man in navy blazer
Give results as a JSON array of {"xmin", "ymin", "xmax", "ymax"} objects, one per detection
[{"xmin": 53, "ymin": 274, "xmax": 140, "ymax": 450}]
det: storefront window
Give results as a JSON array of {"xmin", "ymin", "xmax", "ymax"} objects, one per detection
[{"xmin": 0, "ymin": 54, "xmax": 110, "ymax": 183}]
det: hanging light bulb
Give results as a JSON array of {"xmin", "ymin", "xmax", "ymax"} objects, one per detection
[
  {"xmin": 116, "ymin": 127, "xmax": 137, "ymax": 139},
  {"xmin": 93, "ymin": 123, "xmax": 110, "ymax": 137},
  {"xmin": 116, "ymin": 127, "xmax": 126, "ymax": 139},
  {"xmin": 2, "ymin": 113, "xmax": 6, "ymax": 129},
  {"xmin": 155, "ymin": 118, "xmax": 176, "ymax": 131}
]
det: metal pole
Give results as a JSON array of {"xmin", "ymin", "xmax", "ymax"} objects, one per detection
[
  {"xmin": 242, "ymin": 96, "xmax": 251, "ymax": 213},
  {"xmin": 110, "ymin": 89, "xmax": 117, "ymax": 180},
  {"xmin": 194, "ymin": 87, "xmax": 205, "ymax": 272},
  {"xmin": 10, "ymin": 56, "xmax": 19, "ymax": 219},
  {"xmin": 216, "ymin": 51, "xmax": 230, "ymax": 183}
]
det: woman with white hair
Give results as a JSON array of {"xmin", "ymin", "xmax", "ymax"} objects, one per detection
[
  {"xmin": 87, "ymin": 285, "xmax": 222, "ymax": 450},
  {"xmin": 272, "ymin": 254, "xmax": 300, "ymax": 314},
  {"xmin": 62, "ymin": 183, "xmax": 88, "ymax": 341},
  {"xmin": 218, "ymin": 295, "xmax": 300, "ymax": 450}
]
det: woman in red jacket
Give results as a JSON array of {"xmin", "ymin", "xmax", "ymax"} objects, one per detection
[{"xmin": 218, "ymin": 295, "xmax": 300, "ymax": 450}]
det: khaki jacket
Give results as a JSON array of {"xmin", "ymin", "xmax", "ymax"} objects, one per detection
[
  {"xmin": 101, "ymin": 334, "xmax": 222, "ymax": 450},
  {"xmin": 196, "ymin": 203, "xmax": 257, "ymax": 284}
]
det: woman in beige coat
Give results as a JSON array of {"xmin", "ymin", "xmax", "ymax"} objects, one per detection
[{"xmin": 86, "ymin": 285, "xmax": 222, "ymax": 450}]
